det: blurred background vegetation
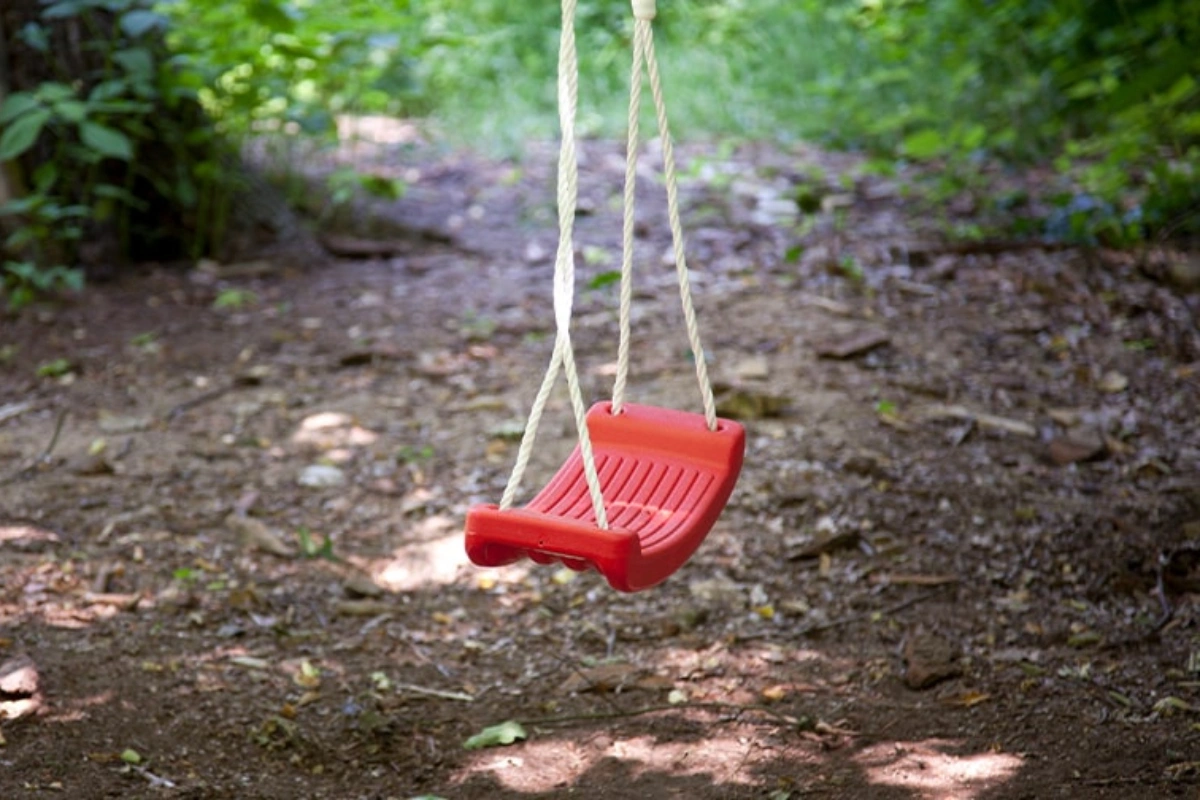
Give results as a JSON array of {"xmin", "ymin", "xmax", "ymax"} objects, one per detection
[{"xmin": 1, "ymin": 0, "xmax": 1198, "ymax": 305}]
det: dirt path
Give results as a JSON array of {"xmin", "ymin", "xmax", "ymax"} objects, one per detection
[{"xmin": 2, "ymin": 135, "xmax": 1199, "ymax": 799}]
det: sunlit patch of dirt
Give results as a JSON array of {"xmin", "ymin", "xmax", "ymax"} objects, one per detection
[{"xmin": 856, "ymin": 738, "xmax": 1024, "ymax": 799}]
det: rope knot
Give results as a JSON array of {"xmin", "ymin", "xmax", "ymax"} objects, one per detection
[{"xmin": 632, "ymin": 0, "xmax": 656, "ymax": 21}]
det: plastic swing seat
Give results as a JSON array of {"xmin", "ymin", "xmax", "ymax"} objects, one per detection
[
  {"xmin": 465, "ymin": 0, "xmax": 741, "ymax": 591},
  {"xmin": 466, "ymin": 402, "xmax": 745, "ymax": 592}
]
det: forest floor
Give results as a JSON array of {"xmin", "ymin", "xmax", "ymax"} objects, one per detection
[{"xmin": 2, "ymin": 124, "xmax": 1200, "ymax": 799}]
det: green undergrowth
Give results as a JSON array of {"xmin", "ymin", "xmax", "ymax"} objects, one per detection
[{"xmin": 3, "ymin": 0, "xmax": 1196, "ymax": 309}]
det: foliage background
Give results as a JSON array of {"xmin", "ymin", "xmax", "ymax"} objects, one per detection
[{"xmin": 2, "ymin": 0, "xmax": 1197, "ymax": 305}]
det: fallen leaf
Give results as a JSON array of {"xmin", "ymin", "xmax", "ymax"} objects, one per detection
[
  {"xmin": 463, "ymin": 720, "xmax": 527, "ymax": 750},
  {"xmin": 870, "ymin": 573, "xmax": 959, "ymax": 587},
  {"xmin": 945, "ymin": 690, "xmax": 991, "ymax": 708},
  {"xmin": 298, "ymin": 464, "xmax": 347, "ymax": 488},
  {"xmin": 1047, "ymin": 426, "xmax": 1106, "ymax": 465},
  {"xmin": 82, "ymin": 592, "xmax": 141, "ymax": 611},
  {"xmin": 814, "ymin": 329, "xmax": 891, "ymax": 359},
  {"xmin": 788, "ymin": 530, "xmax": 861, "ymax": 561},
  {"xmin": 229, "ymin": 656, "xmax": 271, "ymax": 670},
  {"xmin": 343, "ymin": 571, "xmax": 383, "ymax": 598},
  {"xmin": 762, "ymin": 685, "xmax": 788, "ymax": 702},
  {"xmin": 293, "ymin": 660, "xmax": 321, "ymax": 689},
  {"xmin": 1067, "ymin": 630, "xmax": 1103, "ymax": 648},
  {"xmin": 560, "ymin": 663, "xmax": 644, "ymax": 694},
  {"xmin": 226, "ymin": 514, "xmax": 294, "ymax": 557},
  {"xmin": 715, "ymin": 387, "xmax": 789, "ymax": 419},
  {"xmin": 335, "ymin": 599, "xmax": 394, "ymax": 617}
]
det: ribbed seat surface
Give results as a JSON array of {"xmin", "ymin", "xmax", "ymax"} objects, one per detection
[{"xmin": 465, "ymin": 402, "xmax": 744, "ymax": 591}]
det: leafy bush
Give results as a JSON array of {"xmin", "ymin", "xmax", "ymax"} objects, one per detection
[{"xmin": 0, "ymin": 0, "xmax": 235, "ymax": 307}]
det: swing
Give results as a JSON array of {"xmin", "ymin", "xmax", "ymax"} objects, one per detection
[{"xmin": 464, "ymin": 0, "xmax": 744, "ymax": 592}]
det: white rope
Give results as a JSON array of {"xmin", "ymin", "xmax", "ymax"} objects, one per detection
[
  {"xmin": 611, "ymin": 12, "xmax": 644, "ymax": 415},
  {"xmin": 613, "ymin": 0, "xmax": 718, "ymax": 429},
  {"xmin": 500, "ymin": 0, "xmax": 608, "ymax": 529},
  {"xmin": 500, "ymin": 0, "xmax": 720, "ymax": 524}
]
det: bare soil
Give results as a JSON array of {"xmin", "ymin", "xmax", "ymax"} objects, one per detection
[{"xmin": 2, "ymin": 131, "xmax": 1199, "ymax": 799}]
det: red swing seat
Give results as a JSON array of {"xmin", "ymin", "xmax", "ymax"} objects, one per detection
[{"xmin": 465, "ymin": 402, "xmax": 744, "ymax": 592}]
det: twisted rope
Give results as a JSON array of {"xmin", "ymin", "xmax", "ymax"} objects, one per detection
[
  {"xmin": 613, "ymin": 0, "xmax": 718, "ymax": 429},
  {"xmin": 500, "ymin": 0, "xmax": 608, "ymax": 528}
]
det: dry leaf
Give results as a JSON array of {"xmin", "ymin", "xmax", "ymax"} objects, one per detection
[
  {"xmin": 814, "ymin": 328, "xmax": 891, "ymax": 359},
  {"xmin": 226, "ymin": 514, "xmax": 294, "ymax": 557},
  {"xmin": 945, "ymin": 691, "xmax": 991, "ymax": 708},
  {"xmin": 870, "ymin": 573, "xmax": 959, "ymax": 587},
  {"xmin": 335, "ymin": 599, "xmax": 393, "ymax": 617}
]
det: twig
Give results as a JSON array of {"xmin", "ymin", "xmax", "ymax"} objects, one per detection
[
  {"xmin": 394, "ymin": 682, "xmax": 474, "ymax": 703},
  {"xmin": 0, "ymin": 409, "xmax": 68, "ymax": 486},
  {"xmin": 1151, "ymin": 557, "xmax": 1174, "ymax": 632},
  {"xmin": 166, "ymin": 384, "xmax": 234, "ymax": 421},
  {"xmin": 130, "ymin": 765, "xmax": 177, "ymax": 789},
  {"xmin": 799, "ymin": 588, "xmax": 949, "ymax": 637},
  {"xmin": 519, "ymin": 701, "xmax": 812, "ymax": 730},
  {"xmin": 38, "ymin": 409, "xmax": 67, "ymax": 461}
]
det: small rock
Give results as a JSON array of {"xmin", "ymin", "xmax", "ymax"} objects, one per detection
[
  {"xmin": 343, "ymin": 571, "xmax": 384, "ymax": 598},
  {"xmin": 734, "ymin": 355, "xmax": 770, "ymax": 381},
  {"xmin": 688, "ymin": 577, "xmax": 744, "ymax": 609},
  {"xmin": 1167, "ymin": 254, "xmax": 1200, "ymax": 289},
  {"xmin": 298, "ymin": 464, "xmax": 346, "ymax": 488},
  {"xmin": 842, "ymin": 449, "xmax": 891, "ymax": 477},
  {"xmin": 70, "ymin": 453, "xmax": 114, "ymax": 476},
  {"xmin": 903, "ymin": 632, "xmax": 962, "ymax": 690},
  {"xmin": 97, "ymin": 411, "xmax": 152, "ymax": 434},
  {"xmin": 1046, "ymin": 425, "xmax": 1107, "ymax": 465},
  {"xmin": 1097, "ymin": 370, "xmax": 1129, "ymax": 394},
  {"xmin": 0, "ymin": 654, "xmax": 42, "ymax": 720},
  {"xmin": 524, "ymin": 241, "xmax": 549, "ymax": 263},
  {"xmin": 0, "ymin": 655, "xmax": 39, "ymax": 696}
]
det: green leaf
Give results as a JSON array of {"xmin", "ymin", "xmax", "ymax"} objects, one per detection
[
  {"xmin": 35, "ymin": 83, "xmax": 75, "ymax": 103},
  {"xmin": 902, "ymin": 128, "xmax": 944, "ymax": 160},
  {"xmin": 36, "ymin": 358, "xmax": 73, "ymax": 378},
  {"xmin": 119, "ymin": 9, "xmax": 168, "ymax": 38},
  {"xmin": 79, "ymin": 122, "xmax": 133, "ymax": 160},
  {"xmin": 89, "ymin": 79, "xmax": 130, "ymax": 102},
  {"xmin": 42, "ymin": 1, "xmax": 87, "ymax": 20},
  {"xmin": 112, "ymin": 47, "xmax": 155, "ymax": 81},
  {"xmin": 53, "ymin": 99, "xmax": 88, "ymax": 124},
  {"xmin": 247, "ymin": 0, "xmax": 298, "ymax": 32},
  {"xmin": 19, "ymin": 22, "xmax": 50, "ymax": 53},
  {"xmin": 463, "ymin": 720, "xmax": 527, "ymax": 750},
  {"xmin": 358, "ymin": 174, "xmax": 406, "ymax": 200},
  {"xmin": 0, "ymin": 108, "xmax": 51, "ymax": 160},
  {"xmin": 587, "ymin": 270, "xmax": 621, "ymax": 290},
  {"xmin": 0, "ymin": 92, "xmax": 40, "ymax": 125}
]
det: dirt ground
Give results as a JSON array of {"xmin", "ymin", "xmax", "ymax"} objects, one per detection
[{"xmin": 2, "ymin": 129, "xmax": 1199, "ymax": 799}]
